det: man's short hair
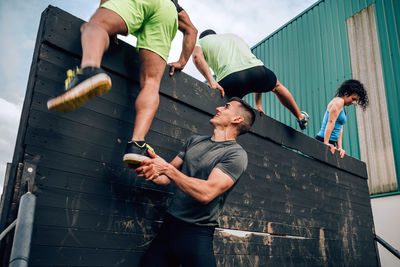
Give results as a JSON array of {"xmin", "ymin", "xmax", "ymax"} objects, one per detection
[
  {"xmin": 199, "ymin": 29, "xmax": 216, "ymax": 39},
  {"xmin": 229, "ymin": 97, "xmax": 256, "ymax": 135}
]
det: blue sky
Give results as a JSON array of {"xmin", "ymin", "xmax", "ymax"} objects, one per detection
[{"xmin": 0, "ymin": 0, "xmax": 318, "ymax": 193}]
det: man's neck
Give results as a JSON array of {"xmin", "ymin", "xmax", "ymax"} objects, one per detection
[{"xmin": 211, "ymin": 126, "xmax": 237, "ymax": 142}]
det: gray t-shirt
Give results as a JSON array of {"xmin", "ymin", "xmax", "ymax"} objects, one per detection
[{"xmin": 167, "ymin": 135, "xmax": 248, "ymax": 226}]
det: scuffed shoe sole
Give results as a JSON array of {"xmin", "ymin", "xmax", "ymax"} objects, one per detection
[
  {"xmin": 47, "ymin": 73, "xmax": 111, "ymax": 112},
  {"xmin": 123, "ymin": 153, "xmax": 150, "ymax": 167}
]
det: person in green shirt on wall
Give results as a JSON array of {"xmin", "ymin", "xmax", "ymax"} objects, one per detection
[{"xmin": 192, "ymin": 29, "xmax": 309, "ymax": 130}]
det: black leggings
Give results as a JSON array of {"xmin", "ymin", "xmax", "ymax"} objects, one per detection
[
  {"xmin": 219, "ymin": 65, "xmax": 277, "ymax": 98},
  {"xmin": 140, "ymin": 213, "xmax": 216, "ymax": 267},
  {"xmin": 315, "ymin": 135, "xmax": 337, "ymax": 147}
]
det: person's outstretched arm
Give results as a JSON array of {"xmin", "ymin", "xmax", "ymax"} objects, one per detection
[
  {"xmin": 192, "ymin": 46, "xmax": 225, "ymax": 97},
  {"xmin": 169, "ymin": 10, "xmax": 197, "ymax": 75},
  {"xmin": 324, "ymin": 103, "xmax": 341, "ymax": 142},
  {"xmin": 337, "ymin": 125, "xmax": 345, "ymax": 158},
  {"xmin": 324, "ymin": 100, "xmax": 342, "ymax": 154},
  {"xmin": 136, "ymin": 155, "xmax": 183, "ymax": 186}
]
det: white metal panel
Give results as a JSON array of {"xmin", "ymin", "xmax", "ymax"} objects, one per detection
[{"xmin": 347, "ymin": 4, "xmax": 397, "ymax": 194}]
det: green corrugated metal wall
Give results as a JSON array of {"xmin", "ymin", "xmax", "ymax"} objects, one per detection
[
  {"xmin": 248, "ymin": 0, "xmax": 381, "ymax": 159},
  {"xmin": 374, "ymin": 0, "xmax": 400, "ymax": 187}
]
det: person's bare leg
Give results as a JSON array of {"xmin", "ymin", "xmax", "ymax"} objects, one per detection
[
  {"xmin": 254, "ymin": 93, "xmax": 265, "ymax": 114},
  {"xmin": 47, "ymin": 8, "xmax": 128, "ymax": 112},
  {"xmin": 272, "ymin": 80, "xmax": 303, "ymax": 120},
  {"xmin": 131, "ymin": 49, "xmax": 167, "ymax": 141},
  {"xmin": 81, "ymin": 8, "xmax": 128, "ymax": 68}
]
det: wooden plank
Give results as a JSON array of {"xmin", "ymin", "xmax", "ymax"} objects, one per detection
[
  {"xmin": 32, "ymin": 73, "xmax": 213, "ymax": 136},
  {"xmin": 219, "ymin": 207, "xmax": 374, "ymax": 237},
  {"xmin": 29, "ymin": 92, "xmax": 210, "ymax": 145},
  {"xmin": 244, "ymin": 108, "xmax": 368, "ymax": 178},
  {"xmin": 34, "ymin": 165, "xmax": 373, "ymax": 239},
  {"xmin": 241, "ymin": 133, "xmax": 370, "ymax": 192},
  {"xmin": 227, "ymin": 157, "xmax": 371, "ymax": 210},
  {"xmin": 213, "ymin": 236, "xmax": 377, "ymax": 266},
  {"xmin": 233, "ymin": 160, "xmax": 370, "ymax": 204},
  {"xmin": 30, "ymin": 246, "xmax": 143, "ymax": 266},
  {"xmin": 33, "ymin": 206, "xmax": 161, "ymax": 235},
  {"xmin": 224, "ymin": 187, "xmax": 374, "ymax": 223},
  {"xmin": 33, "ymin": 187, "xmax": 168, "ymax": 221},
  {"xmin": 34, "ymin": 166, "xmax": 172, "ymax": 203},
  {"xmin": 31, "ymin": 225, "xmax": 148, "ymax": 250},
  {"xmin": 27, "ymin": 144, "xmax": 373, "ymax": 230}
]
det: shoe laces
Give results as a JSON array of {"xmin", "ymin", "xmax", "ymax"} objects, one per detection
[
  {"xmin": 64, "ymin": 67, "xmax": 83, "ymax": 90},
  {"xmin": 146, "ymin": 144, "xmax": 154, "ymax": 153},
  {"xmin": 132, "ymin": 141, "xmax": 155, "ymax": 153}
]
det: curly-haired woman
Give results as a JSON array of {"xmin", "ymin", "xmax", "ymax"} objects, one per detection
[{"xmin": 316, "ymin": 79, "xmax": 369, "ymax": 158}]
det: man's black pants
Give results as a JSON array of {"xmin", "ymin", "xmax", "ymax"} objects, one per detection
[{"xmin": 140, "ymin": 213, "xmax": 216, "ymax": 267}]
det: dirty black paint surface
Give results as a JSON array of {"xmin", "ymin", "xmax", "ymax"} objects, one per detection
[{"xmin": 0, "ymin": 6, "xmax": 378, "ymax": 267}]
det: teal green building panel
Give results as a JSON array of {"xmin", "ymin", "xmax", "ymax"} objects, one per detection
[
  {"xmin": 248, "ymin": 0, "xmax": 400, "ymax": 187},
  {"xmin": 374, "ymin": 0, "xmax": 400, "ymax": 187},
  {"xmin": 248, "ymin": 0, "xmax": 400, "ymax": 163}
]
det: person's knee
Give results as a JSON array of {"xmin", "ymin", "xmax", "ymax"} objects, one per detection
[
  {"xmin": 272, "ymin": 80, "xmax": 282, "ymax": 93},
  {"xmin": 80, "ymin": 21, "xmax": 107, "ymax": 38},
  {"xmin": 80, "ymin": 22, "xmax": 89, "ymax": 33},
  {"xmin": 81, "ymin": 20, "xmax": 109, "ymax": 33},
  {"xmin": 140, "ymin": 71, "xmax": 165, "ymax": 88},
  {"xmin": 84, "ymin": 9, "xmax": 127, "ymax": 35},
  {"xmin": 135, "ymin": 89, "xmax": 160, "ymax": 111},
  {"xmin": 136, "ymin": 84, "xmax": 160, "ymax": 108},
  {"xmin": 140, "ymin": 81, "xmax": 160, "ymax": 99}
]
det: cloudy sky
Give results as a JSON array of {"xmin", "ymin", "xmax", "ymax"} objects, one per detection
[{"xmin": 0, "ymin": 0, "xmax": 318, "ymax": 193}]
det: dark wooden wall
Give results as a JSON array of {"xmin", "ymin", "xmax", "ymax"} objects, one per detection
[{"xmin": 0, "ymin": 6, "xmax": 379, "ymax": 267}]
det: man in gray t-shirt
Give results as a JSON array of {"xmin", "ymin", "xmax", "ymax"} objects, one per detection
[
  {"xmin": 136, "ymin": 97, "xmax": 255, "ymax": 267},
  {"xmin": 169, "ymin": 135, "xmax": 247, "ymax": 227}
]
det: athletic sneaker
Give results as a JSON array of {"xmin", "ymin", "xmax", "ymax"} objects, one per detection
[
  {"xmin": 47, "ymin": 66, "xmax": 112, "ymax": 112},
  {"xmin": 297, "ymin": 111, "xmax": 310, "ymax": 130},
  {"xmin": 123, "ymin": 141, "xmax": 155, "ymax": 166}
]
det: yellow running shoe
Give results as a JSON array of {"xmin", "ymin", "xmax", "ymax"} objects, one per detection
[
  {"xmin": 123, "ymin": 141, "xmax": 155, "ymax": 167},
  {"xmin": 47, "ymin": 66, "xmax": 112, "ymax": 112}
]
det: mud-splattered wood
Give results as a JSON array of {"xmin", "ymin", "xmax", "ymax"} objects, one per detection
[{"xmin": 0, "ymin": 6, "xmax": 378, "ymax": 267}]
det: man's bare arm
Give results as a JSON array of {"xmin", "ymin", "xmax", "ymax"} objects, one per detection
[
  {"xmin": 169, "ymin": 10, "xmax": 197, "ymax": 75},
  {"xmin": 138, "ymin": 152, "xmax": 234, "ymax": 204},
  {"xmin": 136, "ymin": 155, "xmax": 183, "ymax": 186},
  {"xmin": 192, "ymin": 46, "xmax": 225, "ymax": 97}
]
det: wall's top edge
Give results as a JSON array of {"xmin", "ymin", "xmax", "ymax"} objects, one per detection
[
  {"xmin": 17, "ymin": 5, "xmax": 369, "ymax": 180},
  {"xmin": 252, "ymin": 0, "xmax": 324, "ymax": 49}
]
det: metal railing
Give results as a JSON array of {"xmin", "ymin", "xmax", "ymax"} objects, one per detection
[
  {"xmin": 0, "ymin": 219, "xmax": 17, "ymax": 241},
  {"xmin": 0, "ymin": 162, "xmax": 37, "ymax": 267},
  {"xmin": 375, "ymin": 234, "xmax": 400, "ymax": 260}
]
